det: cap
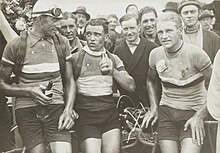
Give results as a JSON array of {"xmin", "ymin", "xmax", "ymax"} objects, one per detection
[
  {"xmin": 32, "ymin": 0, "xmax": 63, "ymax": 19},
  {"xmin": 178, "ymin": 0, "xmax": 201, "ymax": 13},
  {"xmin": 72, "ymin": 6, "xmax": 90, "ymax": 20},
  {"xmin": 162, "ymin": 1, "xmax": 178, "ymax": 14},
  {"xmin": 199, "ymin": 9, "xmax": 214, "ymax": 20}
]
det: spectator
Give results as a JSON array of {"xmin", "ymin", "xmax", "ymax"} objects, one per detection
[
  {"xmin": 114, "ymin": 13, "xmax": 158, "ymax": 108},
  {"xmin": 59, "ymin": 11, "xmax": 84, "ymax": 54},
  {"xmin": 139, "ymin": 6, "xmax": 161, "ymax": 45},
  {"xmin": 162, "ymin": 1, "xmax": 178, "ymax": 14},
  {"xmin": 73, "ymin": 6, "xmax": 90, "ymax": 41},
  {"xmin": 203, "ymin": 0, "xmax": 220, "ymax": 36},
  {"xmin": 179, "ymin": 0, "xmax": 220, "ymax": 62},
  {"xmin": 199, "ymin": 9, "xmax": 214, "ymax": 31},
  {"xmin": 71, "ymin": 18, "xmax": 135, "ymax": 153},
  {"xmin": 0, "ymin": 0, "xmax": 77, "ymax": 152},
  {"xmin": 125, "ymin": 3, "xmax": 139, "ymax": 15},
  {"xmin": 107, "ymin": 14, "xmax": 123, "ymax": 52},
  {"xmin": 143, "ymin": 13, "xmax": 212, "ymax": 153}
]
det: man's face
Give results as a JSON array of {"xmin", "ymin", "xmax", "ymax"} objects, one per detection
[
  {"xmin": 76, "ymin": 13, "xmax": 87, "ymax": 28},
  {"xmin": 157, "ymin": 20, "xmax": 181, "ymax": 51},
  {"xmin": 121, "ymin": 18, "xmax": 140, "ymax": 42},
  {"xmin": 108, "ymin": 17, "xmax": 118, "ymax": 31},
  {"xmin": 60, "ymin": 18, "xmax": 77, "ymax": 41},
  {"xmin": 85, "ymin": 25, "xmax": 106, "ymax": 52},
  {"xmin": 40, "ymin": 16, "xmax": 60, "ymax": 37},
  {"xmin": 140, "ymin": 12, "xmax": 157, "ymax": 36},
  {"xmin": 200, "ymin": 17, "xmax": 212, "ymax": 30},
  {"xmin": 181, "ymin": 5, "xmax": 200, "ymax": 27}
]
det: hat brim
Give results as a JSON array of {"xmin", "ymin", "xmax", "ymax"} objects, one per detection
[
  {"xmin": 199, "ymin": 14, "xmax": 214, "ymax": 20},
  {"xmin": 72, "ymin": 11, "xmax": 90, "ymax": 20},
  {"xmin": 162, "ymin": 8, "xmax": 178, "ymax": 13}
]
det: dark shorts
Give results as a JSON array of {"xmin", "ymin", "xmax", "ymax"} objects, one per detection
[
  {"xmin": 15, "ymin": 104, "xmax": 71, "ymax": 150},
  {"xmin": 75, "ymin": 108, "xmax": 120, "ymax": 143},
  {"xmin": 158, "ymin": 105, "xmax": 196, "ymax": 141}
]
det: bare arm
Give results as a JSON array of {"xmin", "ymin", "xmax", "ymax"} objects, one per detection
[
  {"xmin": 112, "ymin": 68, "xmax": 136, "ymax": 92},
  {"xmin": 142, "ymin": 68, "xmax": 160, "ymax": 128},
  {"xmin": 99, "ymin": 54, "xmax": 135, "ymax": 92},
  {"xmin": 58, "ymin": 60, "xmax": 77, "ymax": 130},
  {"xmin": 184, "ymin": 65, "xmax": 212, "ymax": 145},
  {"xmin": 0, "ymin": 64, "xmax": 52, "ymax": 105},
  {"xmin": 0, "ymin": 10, "xmax": 18, "ymax": 42}
]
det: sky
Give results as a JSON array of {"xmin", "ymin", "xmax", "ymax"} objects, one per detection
[{"xmin": 47, "ymin": 0, "xmax": 214, "ymax": 19}]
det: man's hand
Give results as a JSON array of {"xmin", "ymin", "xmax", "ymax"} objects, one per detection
[
  {"xmin": 99, "ymin": 53, "xmax": 113, "ymax": 75},
  {"xmin": 58, "ymin": 110, "xmax": 78, "ymax": 130},
  {"xmin": 184, "ymin": 115, "xmax": 205, "ymax": 145},
  {"xmin": 29, "ymin": 86, "xmax": 52, "ymax": 105},
  {"xmin": 141, "ymin": 108, "xmax": 158, "ymax": 128}
]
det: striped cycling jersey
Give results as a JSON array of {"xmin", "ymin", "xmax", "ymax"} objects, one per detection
[{"xmin": 1, "ymin": 31, "xmax": 71, "ymax": 109}]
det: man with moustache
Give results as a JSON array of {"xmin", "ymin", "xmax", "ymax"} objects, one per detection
[
  {"xmin": 73, "ymin": 6, "xmax": 90, "ymax": 41},
  {"xmin": 114, "ymin": 13, "xmax": 158, "ymax": 110},
  {"xmin": 139, "ymin": 6, "xmax": 161, "ymax": 45},
  {"xmin": 179, "ymin": 0, "xmax": 220, "ymax": 62},
  {"xmin": 143, "ymin": 13, "xmax": 212, "ymax": 153}
]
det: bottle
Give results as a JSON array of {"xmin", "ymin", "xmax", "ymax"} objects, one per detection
[
  {"xmin": 43, "ymin": 81, "xmax": 53, "ymax": 97},
  {"xmin": 100, "ymin": 52, "xmax": 109, "ymax": 75}
]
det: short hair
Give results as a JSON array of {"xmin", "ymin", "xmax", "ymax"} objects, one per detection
[
  {"xmin": 139, "ymin": 6, "xmax": 158, "ymax": 20},
  {"xmin": 156, "ymin": 13, "xmax": 182, "ymax": 29},
  {"xmin": 119, "ymin": 13, "xmax": 140, "ymax": 25},
  {"xmin": 61, "ymin": 12, "xmax": 77, "ymax": 24},
  {"xmin": 107, "ymin": 14, "xmax": 118, "ymax": 21},
  {"xmin": 125, "ymin": 4, "xmax": 138, "ymax": 13},
  {"xmin": 85, "ymin": 18, "xmax": 109, "ymax": 34}
]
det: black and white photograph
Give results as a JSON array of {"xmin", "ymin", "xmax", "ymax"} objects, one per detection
[{"xmin": 0, "ymin": 0, "xmax": 219, "ymax": 153}]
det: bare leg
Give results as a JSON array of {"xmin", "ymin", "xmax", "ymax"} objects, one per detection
[
  {"xmin": 180, "ymin": 138, "xmax": 202, "ymax": 153},
  {"xmin": 28, "ymin": 143, "xmax": 45, "ymax": 153},
  {"xmin": 80, "ymin": 138, "xmax": 101, "ymax": 153},
  {"xmin": 50, "ymin": 141, "xmax": 72, "ymax": 153},
  {"xmin": 102, "ymin": 128, "xmax": 120, "ymax": 153},
  {"xmin": 159, "ymin": 140, "xmax": 179, "ymax": 153}
]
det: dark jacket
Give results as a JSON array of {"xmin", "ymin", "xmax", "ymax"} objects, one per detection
[
  {"xmin": 202, "ymin": 28, "xmax": 220, "ymax": 62},
  {"xmin": 114, "ymin": 38, "xmax": 158, "ymax": 107}
]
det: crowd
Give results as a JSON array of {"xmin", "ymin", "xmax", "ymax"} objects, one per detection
[{"xmin": 0, "ymin": 0, "xmax": 220, "ymax": 153}]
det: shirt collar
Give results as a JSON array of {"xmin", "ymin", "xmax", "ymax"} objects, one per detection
[
  {"xmin": 78, "ymin": 27, "xmax": 85, "ymax": 34},
  {"xmin": 83, "ymin": 45, "xmax": 106, "ymax": 56},
  {"xmin": 126, "ymin": 36, "xmax": 141, "ymax": 46},
  {"xmin": 28, "ymin": 30, "xmax": 53, "ymax": 48}
]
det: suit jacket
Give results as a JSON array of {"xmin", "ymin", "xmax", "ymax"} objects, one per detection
[
  {"xmin": 77, "ymin": 27, "xmax": 86, "ymax": 41},
  {"xmin": 202, "ymin": 28, "xmax": 220, "ymax": 62},
  {"xmin": 114, "ymin": 38, "xmax": 158, "ymax": 107}
]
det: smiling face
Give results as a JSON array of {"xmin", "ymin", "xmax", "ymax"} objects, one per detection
[
  {"xmin": 157, "ymin": 20, "xmax": 182, "ymax": 52},
  {"xmin": 181, "ymin": 5, "xmax": 200, "ymax": 28},
  {"xmin": 140, "ymin": 11, "xmax": 157, "ymax": 36},
  {"xmin": 107, "ymin": 16, "xmax": 118, "ymax": 31},
  {"xmin": 76, "ymin": 13, "xmax": 87, "ymax": 28},
  {"xmin": 121, "ymin": 18, "xmax": 140, "ymax": 43},
  {"xmin": 85, "ymin": 24, "xmax": 106, "ymax": 52}
]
